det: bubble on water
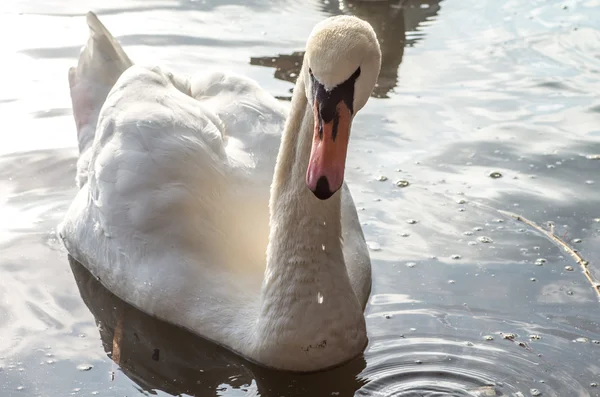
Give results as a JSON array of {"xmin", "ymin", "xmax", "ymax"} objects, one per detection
[
  {"xmin": 530, "ymin": 335, "xmax": 542, "ymax": 340},
  {"xmin": 377, "ymin": 175, "xmax": 388, "ymax": 181},
  {"xmin": 465, "ymin": 341, "xmax": 474, "ymax": 346},
  {"xmin": 406, "ymin": 262, "xmax": 417, "ymax": 268},
  {"xmin": 574, "ymin": 337, "xmax": 589, "ymax": 343},
  {"xmin": 530, "ymin": 388, "xmax": 542, "ymax": 396},
  {"xmin": 16, "ymin": 386, "xmax": 24, "ymax": 391},
  {"xmin": 567, "ymin": 290, "xmax": 574, "ymax": 295},
  {"xmin": 451, "ymin": 255, "xmax": 462, "ymax": 260},
  {"xmin": 407, "ymin": 219, "xmax": 418, "ymax": 224},
  {"xmin": 367, "ymin": 242, "xmax": 381, "ymax": 251},
  {"xmin": 477, "ymin": 236, "xmax": 493, "ymax": 243},
  {"xmin": 483, "ymin": 335, "xmax": 494, "ymax": 341},
  {"xmin": 586, "ymin": 154, "xmax": 600, "ymax": 160},
  {"xmin": 535, "ymin": 258, "xmax": 546, "ymax": 266},
  {"xmin": 395, "ymin": 179, "xmax": 410, "ymax": 187},
  {"xmin": 415, "ymin": 359, "xmax": 423, "ymax": 364},
  {"xmin": 591, "ymin": 382, "xmax": 598, "ymax": 388},
  {"xmin": 572, "ymin": 238, "xmax": 582, "ymax": 243},
  {"xmin": 489, "ymin": 171, "xmax": 503, "ymax": 179},
  {"xmin": 77, "ymin": 364, "xmax": 93, "ymax": 371},
  {"xmin": 592, "ymin": 340, "xmax": 600, "ymax": 344},
  {"xmin": 468, "ymin": 241, "xmax": 478, "ymax": 246},
  {"xmin": 502, "ymin": 333, "xmax": 517, "ymax": 341},
  {"xmin": 448, "ymin": 279, "xmax": 456, "ymax": 284},
  {"xmin": 530, "ymin": 278, "xmax": 537, "ymax": 282},
  {"xmin": 464, "ymin": 231, "xmax": 474, "ymax": 236},
  {"xmin": 473, "ymin": 226, "xmax": 484, "ymax": 231},
  {"xmin": 585, "ymin": 180, "xmax": 594, "ymax": 185},
  {"xmin": 564, "ymin": 266, "xmax": 574, "ymax": 271},
  {"xmin": 400, "ymin": 232, "xmax": 410, "ymax": 237},
  {"xmin": 456, "ymin": 198, "xmax": 467, "ymax": 204}
]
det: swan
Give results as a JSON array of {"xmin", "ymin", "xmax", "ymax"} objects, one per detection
[{"xmin": 59, "ymin": 12, "xmax": 381, "ymax": 372}]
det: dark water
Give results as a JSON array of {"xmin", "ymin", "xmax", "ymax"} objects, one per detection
[{"xmin": 2, "ymin": 0, "xmax": 600, "ymax": 396}]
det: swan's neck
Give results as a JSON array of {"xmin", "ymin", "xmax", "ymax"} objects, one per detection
[{"xmin": 254, "ymin": 73, "xmax": 366, "ymax": 371}]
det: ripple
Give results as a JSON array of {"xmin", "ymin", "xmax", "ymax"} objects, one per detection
[{"xmin": 358, "ymin": 336, "xmax": 591, "ymax": 397}]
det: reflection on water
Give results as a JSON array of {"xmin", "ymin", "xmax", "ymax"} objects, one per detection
[
  {"xmin": 69, "ymin": 257, "xmax": 367, "ymax": 396},
  {"xmin": 251, "ymin": 0, "xmax": 442, "ymax": 98},
  {"xmin": 2, "ymin": 0, "xmax": 600, "ymax": 396}
]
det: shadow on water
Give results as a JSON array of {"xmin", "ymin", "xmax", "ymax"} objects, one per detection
[
  {"xmin": 250, "ymin": 0, "xmax": 442, "ymax": 99},
  {"xmin": 68, "ymin": 256, "xmax": 367, "ymax": 397}
]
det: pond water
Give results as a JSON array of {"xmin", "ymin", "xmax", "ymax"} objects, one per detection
[{"xmin": 1, "ymin": 0, "xmax": 600, "ymax": 396}]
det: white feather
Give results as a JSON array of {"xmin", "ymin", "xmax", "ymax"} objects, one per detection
[{"xmin": 59, "ymin": 12, "xmax": 380, "ymax": 372}]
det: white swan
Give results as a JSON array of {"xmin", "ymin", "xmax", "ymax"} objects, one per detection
[{"xmin": 59, "ymin": 12, "xmax": 381, "ymax": 372}]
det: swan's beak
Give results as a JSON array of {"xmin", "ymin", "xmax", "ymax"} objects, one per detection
[{"xmin": 306, "ymin": 100, "xmax": 352, "ymax": 200}]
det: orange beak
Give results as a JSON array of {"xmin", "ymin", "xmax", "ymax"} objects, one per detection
[{"xmin": 306, "ymin": 100, "xmax": 352, "ymax": 200}]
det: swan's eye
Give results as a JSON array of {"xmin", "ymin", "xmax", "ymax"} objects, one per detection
[{"xmin": 311, "ymin": 66, "xmax": 361, "ymax": 121}]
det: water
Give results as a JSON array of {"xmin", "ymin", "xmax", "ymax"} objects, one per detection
[{"xmin": 1, "ymin": 0, "xmax": 600, "ymax": 396}]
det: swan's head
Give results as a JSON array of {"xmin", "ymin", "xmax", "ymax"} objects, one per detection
[{"xmin": 304, "ymin": 16, "xmax": 381, "ymax": 200}]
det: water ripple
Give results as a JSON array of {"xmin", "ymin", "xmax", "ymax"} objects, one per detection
[{"xmin": 358, "ymin": 335, "xmax": 592, "ymax": 396}]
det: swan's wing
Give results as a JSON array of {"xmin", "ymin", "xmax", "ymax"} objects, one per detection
[
  {"xmin": 341, "ymin": 184, "xmax": 372, "ymax": 310},
  {"xmin": 77, "ymin": 64, "xmax": 229, "ymax": 251},
  {"xmin": 68, "ymin": 12, "xmax": 133, "ymax": 188},
  {"xmin": 62, "ymin": 10, "xmax": 284, "ymax": 291},
  {"xmin": 60, "ymin": 62, "xmax": 275, "ymax": 350}
]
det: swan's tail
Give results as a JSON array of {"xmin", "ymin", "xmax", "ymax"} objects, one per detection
[{"xmin": 69, "ymin": 11, "xmax": 133, "ymax": 155}]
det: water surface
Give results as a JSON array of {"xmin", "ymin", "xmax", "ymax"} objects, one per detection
[{"xmin": 1, "ymin": 0, "xmax": 600, "ymax": 396}]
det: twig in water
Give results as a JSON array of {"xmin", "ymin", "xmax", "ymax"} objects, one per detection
[{"xmin": 498, "ymin": 210, "xmax": 600, "ymax": 299}]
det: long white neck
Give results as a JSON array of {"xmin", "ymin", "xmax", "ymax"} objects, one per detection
[{"xmin": 253, "ymin": 71, "xmax": 367, "ymax": 371}]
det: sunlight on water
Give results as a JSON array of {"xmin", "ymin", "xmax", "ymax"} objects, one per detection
[{"xmin": 1, "ymin": 0, "xmax": 600, "ymax": 396}]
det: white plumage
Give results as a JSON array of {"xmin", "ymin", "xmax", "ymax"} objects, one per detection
[{"xmin": 60, "ymin": 12, "xmax": 381, "ymax": 371}]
